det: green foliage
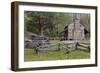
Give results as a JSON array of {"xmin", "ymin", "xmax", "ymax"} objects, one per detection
[
  {"xmin": 24, "ymin": 11, "xmax": 90, "ymax": 38},
  {"xmin": 80, "ymin": 14, "xmax": 90, "ymax": 31},
  {"xmin": 80, "ymin": 14, "xmax": 90, "ymax": 25}
]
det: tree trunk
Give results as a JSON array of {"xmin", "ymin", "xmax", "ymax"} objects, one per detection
[{"xmin": 38, "ymin": 16, "xmax": 44, "ymax": 36}]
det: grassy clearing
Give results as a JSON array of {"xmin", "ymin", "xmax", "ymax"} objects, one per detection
[{"xmin": 24, "ymin": 49, "xmax": 90, "ymax": 61}]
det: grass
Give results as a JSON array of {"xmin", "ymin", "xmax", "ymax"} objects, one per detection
[
  {"xmin": 24, "ymin": 40, "xmax": 90, "ymax": 61},
  {"xmin": 24, "ymin": 49, "xmax": 90, "ymax": 61}
]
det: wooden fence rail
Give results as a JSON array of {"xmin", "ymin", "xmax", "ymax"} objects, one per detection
[{"xmin": 59, "ymin": 41, "xmax": 90, "ymax": 54}]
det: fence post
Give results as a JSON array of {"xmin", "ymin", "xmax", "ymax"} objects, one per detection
[{"xmin": 75, "ymin": 42, "xmax": 78, "ymax": 50}]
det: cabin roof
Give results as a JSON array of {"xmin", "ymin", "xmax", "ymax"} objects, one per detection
[
  {"xmin": 64, "ymin": 22, "xmax": 89, "ymax": 32},
  {"xmin": 60, "ymin": 23, "xmax": 89, "ymax": 36}
]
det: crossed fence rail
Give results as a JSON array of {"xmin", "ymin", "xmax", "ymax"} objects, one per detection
[{"xmin": 59, "ymin": 41, "xmax": 90, "ymax": 53}]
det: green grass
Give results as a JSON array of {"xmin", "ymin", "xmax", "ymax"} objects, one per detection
[
  {"xmin": 24, "ymin": 49, "xmax": 90, "ymax": 61},
  {"xmin": 24, "ymin": 40, "xmax": 90, "ymax": 61}
]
